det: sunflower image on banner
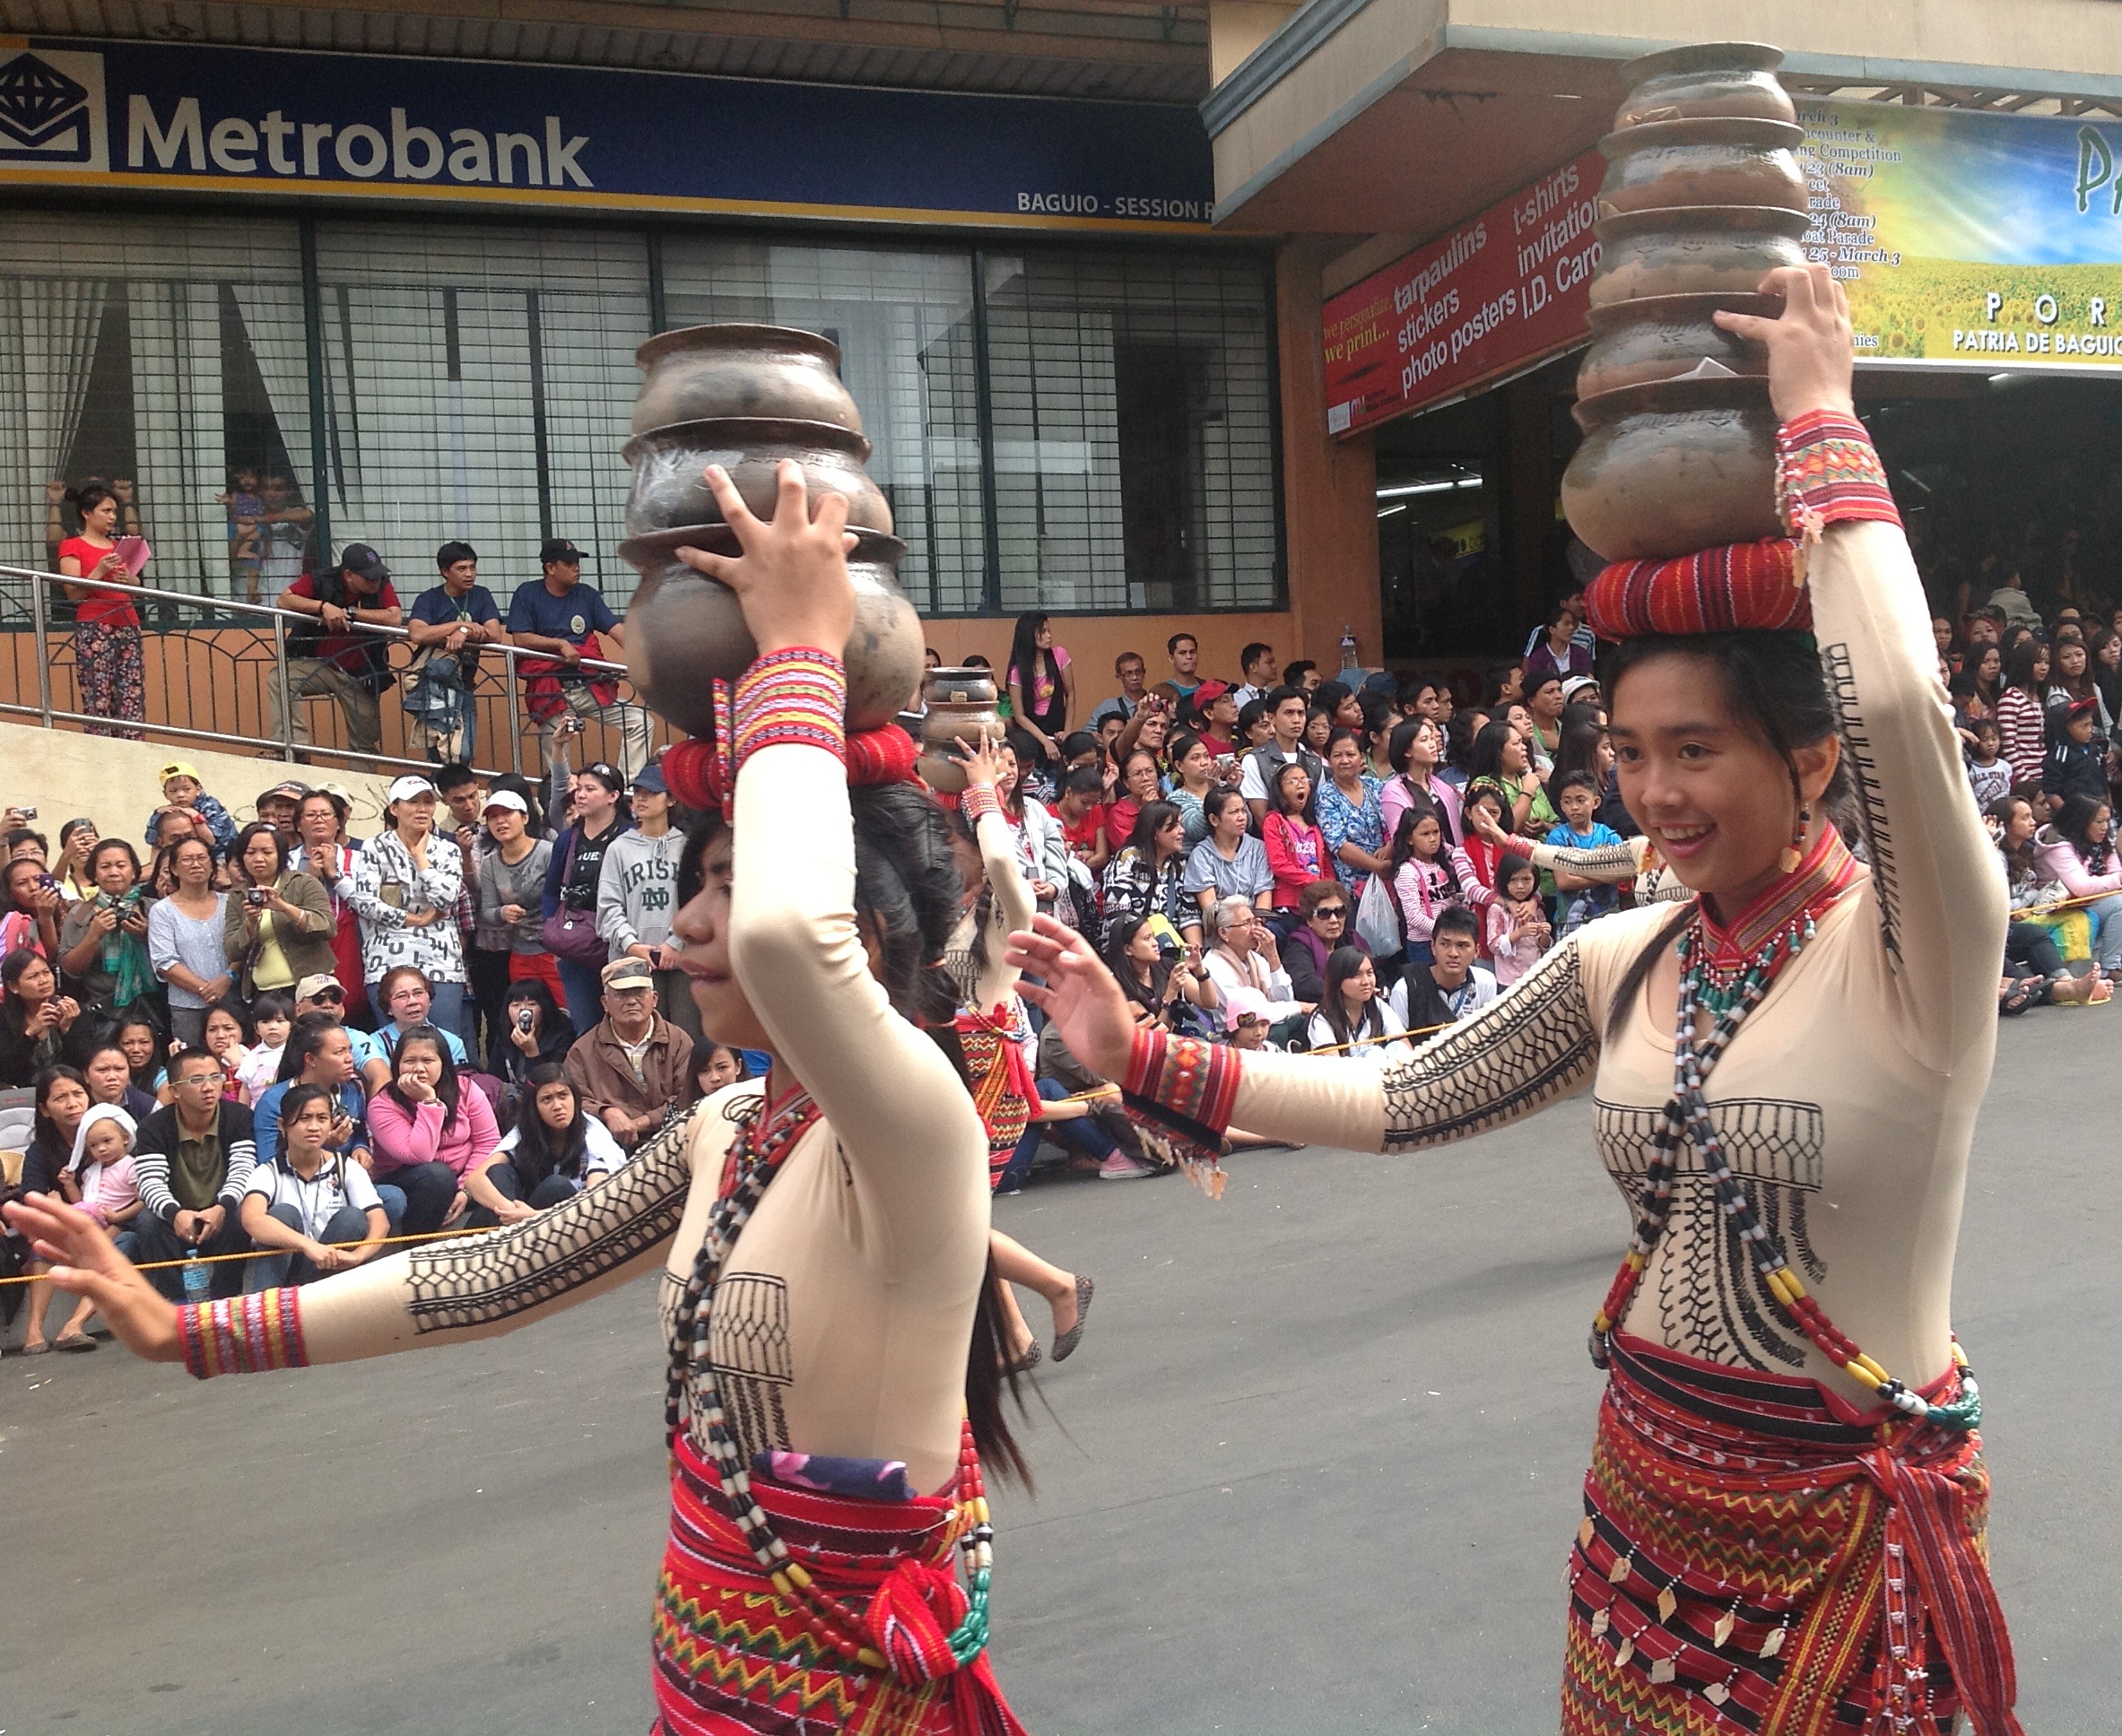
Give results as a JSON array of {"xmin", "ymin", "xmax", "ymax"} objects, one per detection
[{"xmin": 1798, "ymin": 100, "xmax": 2122, "ymax": 372}]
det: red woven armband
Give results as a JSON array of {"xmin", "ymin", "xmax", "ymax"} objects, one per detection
[
  {"xmin": 1122, "ymin": 1028, "xmax": 1240, "ymax": 1135},
  {"xmin": 961, "ymin": 783, "xmax": 1002, "ymax": 823},
  {"xmin": 1774, "ymin": 409, "xmax": 1900, "ymax": 538},
  {"xmin": 731, "ymin": 648, "xmax": 847, "ymax": 777},
  {"xmin": 178, "ymin": 1289, "xmax": 309, "ymax": 1379}
]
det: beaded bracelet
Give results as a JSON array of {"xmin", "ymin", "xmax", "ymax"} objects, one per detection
[
  {"xmin": 178, "ymin": 1289, "xmax": 308, "ymax": 1379},
  {"xmin": 961, "ymin": 783, "xmax": 1002, "ymax": 824},
  {"xmin": 730, "ymin": 648, "xmax": 848, "ymax": 779}
]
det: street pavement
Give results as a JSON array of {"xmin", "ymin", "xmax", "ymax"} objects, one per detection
[{"xmin": 3, "ymin": 1010, "xmax": 2117, "ymax": 1734}]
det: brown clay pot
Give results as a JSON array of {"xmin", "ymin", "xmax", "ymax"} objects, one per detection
[
  {"xmin": 632, "ymin": 324, "xmax": 863, "ymax": 437},
  {"xmin": 916, "ymin": 667, "xmax": 1005, "ymax": 794},
  {"xmin": 1589, "ymin": 205, "xmax": 1811, "ymax": 308},
  {"xmin": 623, "ymin": 417, "xmax": 894, "ymax": 538},
  {"xmin": 1613, "ymin": 42, "xmax": 1794, "ymax": 129},
  {"xmin": 1597, "ymin": 117, "xmax": 1806, "ymax": 217},
  {"xmin": 1575, "ymin": 291, "xmax": 1778, "ymax": 400},
  {"xmin": 616, "ymin": 525, "xmax": 923, "ymax": 734},
  {"xmin": 1561, "ymin": 375, "xmax": 1782, "ymax": 561}
]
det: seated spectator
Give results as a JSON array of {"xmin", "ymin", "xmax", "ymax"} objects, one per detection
[
  {"xmin": 9, "ymin": 1065, "xmax": 90, "ymax": 1352},
  {"xmin": 1053, "ymin": 766, "xmax": 1111, "ymax": 875},
  {"xmin": 289, "ymin": 971, "xmax": 390, "ymax": 1082},
  {"xmin": 240, "ymin": 1082, "xmax": 389, "ymax": 1289},
  {"xmin": 147, "ymin": 835, "xmax": 230, "ymax": 1049},
  {"xmin": 224, "ymin": 820, "xmax": 335, "ymax": 1007},
  {"xmin": 79, "ymin": 1037, "xmax": 157, "ymax": 1124},
  {"xmin": 1395, "ymin": 905, "xmax": 1497, "ymax": 1032},
  {"xmin": 694, "ymin": 1042, "xmax": 752, "ymax": 1096},
  {"xmin": 2032, "ymin": 793, "xmax": 2122, "ymax": 972},
  {"xmin": 1966, "ymin": 718, "xmax": 2013, "ymax": 811},
  {"xmin": 1090, "ymin": 649, "xmax": 1151, "ymax": 729},
  {"xmin": 508, "ymin": 538, "xmax": 649, "ymax": 777},
  {"xmin": 1101, "ymin": 801, "xmax": 1197, "ymax": 950},
  {"xmin": 490, "ymin": 976, "xmax": 576, "ymax": 1094},
  {"xmin": 1305, "ymin": 947, "xmax": 1411, "ymax": 1063},
  {"xmin": 1183, "ymin": 790, "xmax": 1273, "ymax": 921},
  {"xmin": 1161, "ymin": 730, "xmax": 1221, "ymax": 849},
  {"xmin": 57, "ymin": 839, "xmax": 154, "ymax": 1019},
  {"xmin": 1283, "ymin": 879, "xmax": 1370, "ymax": 1005},
  {"xmin": 1104, "ymin": 749, "xmax": 1164, "ymax": 855},
  {"xmin": 235, "ymin": 993, "xmax": 294, "ymax": 1106},
  {"xmin": 67, "ymin": 1101, "xmax": 142, "ymax": 1253},
  {"xmin": 1101, "ymin": 913, "xmax": 1217, "ymax": 1034},
  {"xmin": 366, "ymin": 1024, "xmax": 497, "ymax": 1234},
  {"xmin": 273, "ymin": 542, "xmax": 402, "ymax": 754},
  {"xmin": 252, "ymin": 1017, "xmax": 379, "ymax": 1221},
  {"xmin": 1544, "ymin": 770, "xmax": 1625, "ymax": 938},
  {"xmin": 114, "ymin": 1012, "xmax": 168, "ymax": 1104},
  {"xmin": 1486, "ymin": 858, "xmax": 1552, "ymax": 987},
  {"xmin": 1201, "ymin": 896, "xmax": 1309, "ymax": 1033},
  {"xmin": 366, "ymin": 967, "xmax": 471, "ymax": 1095},
  {"xmin": 2, "ymin": 855, "xmax": 64, "ymax": 960},
  {"xmin": 143, "ymin": 761, "xmax": 237, "ymax": 860},
  {"xmin": 564, "ymin": 956, "xmax": 697, "ymax": 1152},
  {"xmin": 463, "ymin": 1063, "xmax": 624, "ymax": 1227},
  {"xmin": 1014, "ymin": 1011, "xmax": 1156, "ymax": 1185},
  {"xmin": 1388, "ymin": 806, "xmax": 1471, "ymax": 967},
  {"xmin": 130, "ymin": 1047, "xmax": 257, "ymax": 1300},
  {"xmin": 1262, "ymin": 760, "xmax": 1333, "ymax": 915},
  {"xmin": 200, "ymin": 1003, "xmax": 250, "ymax": 1102},
  {"xmin": 0, "ymin": 949, "xmax": 80, "ymax": 1087},
  {"xmin": 2042, "ymin": 696, "xmax": 2107, "ymax": 811}
]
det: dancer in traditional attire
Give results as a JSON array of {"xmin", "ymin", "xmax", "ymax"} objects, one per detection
[
  {"xmin": 1009, "ymin": 268, "xmax": 2022, "ymax": 1736},
  {"xmin": 7, "ymin": 464, "xmax": 1030, "ymax": 1736}
]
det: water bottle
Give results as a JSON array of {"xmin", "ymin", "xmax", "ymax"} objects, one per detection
[
  {"xmin": 1338, "ymin": 624, "xmax": 1360, "ymax": 672},
  {"xmin": 181, "ymin": 1251, "xmax": 212, "ymax": 1306}
]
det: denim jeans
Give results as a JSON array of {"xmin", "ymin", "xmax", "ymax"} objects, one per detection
[
  {"xmin": 464, "ymin": 1160, "xmax": 579, "ymax": 1228},
  {"xmin": 375, "ymin": 1159, "xmax": 459, "ymax": 1235},
  {"xmin": 132, "ymin": 1206, "xmax": 254, "ymax": 1301},
  {"xmin": 2083, "ymin": 892, "xmax": 2122, "ymax": 970},
  {"xmin": 556, "ymin": 956, "xmax": 605, "ymax": 1037},
  {"xmin": 999, "ymin": 1078, "xmax": 1118, "ymax": 1192},
  {"xmin": 245, "ymin": 1201, "xmax": 377, "ymax": 1290}
]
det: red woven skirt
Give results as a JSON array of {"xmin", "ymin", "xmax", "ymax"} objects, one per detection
[
  {"xmin": 1561, "ymin": 1333, "xmax": 2021, "ymax": 1736},
  {"xmin": 652, "ymin": 1436, "xmax": 1027, "ymax": 1736}
]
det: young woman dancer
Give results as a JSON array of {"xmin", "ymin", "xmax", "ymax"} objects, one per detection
[
  {"xmin": 1008, "ymin": 268, "xmax": 2023, "ymax": 1736},
  {"xmin": 8, "ymin": 460, "xmax": 1030, "ymax": 1736}
]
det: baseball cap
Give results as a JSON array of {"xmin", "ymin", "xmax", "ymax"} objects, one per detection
[
  {"xmin": 632, "ymin": 764, "xmax": 668, "ymax": 795},
  {"xmin": 159, "ymin": 760, "xmax": 202, "ymax": 785},
  {"xmin": 601, "ymin": 956, "xmax": 655, "ymax": 993},
  {"xmin": 387, "ymin": 774, "xmax": 438, "ymax": 804},
  {"xmin": 257, "ymin": 780, "xmax": 310, "ymax": 807},
  {"xmin": 1191, "ymin": 679, "xmax": 1231, "ymax": 707},
  {"xmin": 339, "ymin": 542, "xmax": 390, "ymax": 584},
  {"xmin": 294, "ymin": 973, "xmax": 344, "ymax": 1003},
  {"xmin": 1222, "ymin": 985, "xmax": 1272, "ymax": 1033},
  {"xmin": 1561, "ymin": 675, "xmax": 1601, "ymax": 704},
  {"xmin": 540, "ymin": 537, "xmax": 583, "ymax": 565},
  {"xmin": 483, "ymin": 789, "xmax": 529, "ymax": 816},
  {"xmin": 315, "ymin": 782, "xmax": 354, "ymax": 813}
]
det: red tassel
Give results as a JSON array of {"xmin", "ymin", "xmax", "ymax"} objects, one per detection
[{"xmin": 862, "ymin": 1558, "xmax": 968, "ymax": 1686}]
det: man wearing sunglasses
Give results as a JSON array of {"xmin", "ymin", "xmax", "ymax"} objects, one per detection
[{"xmin": 1283, "ymin": 877, "xmax": 1373, "ymax": 1006}]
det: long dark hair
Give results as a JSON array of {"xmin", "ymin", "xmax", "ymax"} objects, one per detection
[
  {"xmin": 31, "ymin": 1063, "xmax": 89, "ymax": 1156},
  {"xmin": 1988, "ymin": 795, "xmax": 2039, "ymax": 889},
  {"xmin": 1318, "ymin": 945, "xmax": 1383, "ymax": 1049},
  {"xmin": 1544, "ymin": 714, "xmax": 1610, "ymax": 806},
  {"xmin": 1386, "ymin": 803, "xmax": 1462, "ymax": 900},
  {"xmin": 2001, "ymin": 635, "xmax": 2048, "ymax": 699},
  {"xmin": 1468, "ymin": 719, "xmax": 1519, "ymax": 783},
  {"xmin": 2056, "ymin": 792, "xmax": 2113, "ymax": 871},
  {"xmin": 1126, "ymin": 799, "xmax": 1183, "ymax": 864},
  {"xmin": 510, "ymin": 1062, "xmax": 591, "ymax": 1187},
  {"xmin": 387, "ymin": 1023, "xmax": 463, "ymax": 1131},
  {"xmin": 275, "ymin": 1011, "xmax": 347, "ymax": 1083},
  {"xmin": 1271, "ymin": 758, "xmax": 1318, "ymax": 824},
  {"xmin": 1006, "ymin": 613, "xmax": 1059, "ymax": 715}
]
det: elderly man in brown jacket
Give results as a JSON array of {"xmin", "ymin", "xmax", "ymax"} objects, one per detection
[{"xmin": 563, "ymin": 956, "xmax": 698, "ymax": 1150}]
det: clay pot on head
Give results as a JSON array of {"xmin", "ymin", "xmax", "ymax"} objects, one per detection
[
  {"xmin": 617, "ymin": 525, "xmax": 923, "ymax": 734},
  {"xmin": 1575, "ymin": 292, "xmax": 1779, "ymax": 400},
  {"xmin": 1614, "ymin": 42, "xmax": 1794, "ymax": 129},
  {"xmin": 1561, "ymin": 375, "xmax": 1782, "ymax": 561},
  {"xmin": 1589, "ymin": 205, "xmax": 1811, "ymax": 308},
  {"xmin": 623, "ymin": 418, "xmax": 895, "ymax": 538},
  {"xmin": 1597, "ymin": 117, "xmax": 1807, "ymax": 217},
  {"xmin": 633, "ymin": 324, "xmax": 864, "ymax": 437},
  {"xmin": 917, "ymin": 667, "xmax": 1004, "ymax": 794}
]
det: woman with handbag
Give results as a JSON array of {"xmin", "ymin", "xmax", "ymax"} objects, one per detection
[
  {"xmin": 541, "ymin": 762, "xmax": 631, "ymax": 1033},
  {"xmin": 221, "ymin": 822, "xmax": 335, "ymax": 1010},
  {"xmin": 348, "ymin": 776, "xmax": 467, "ymax": 1040}
]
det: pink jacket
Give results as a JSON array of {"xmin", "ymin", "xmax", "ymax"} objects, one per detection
[
  {"xmin": 2033, "ymin": 826, "xmax": 2122, "ymax": 899},
  {"xmin": 365, "ymin": 1085, "xmax": 501, "ymax": 1182}
]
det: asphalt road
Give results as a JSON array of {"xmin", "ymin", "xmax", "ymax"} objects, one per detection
[{"xmin": 4, "ymin": 1010, "xmax": 2116, "ymax": 1735}]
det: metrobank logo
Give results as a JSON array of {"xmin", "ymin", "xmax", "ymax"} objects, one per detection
[{"xmin": 0, "ymin": 48, "xmax": 109, "ymax": 169}]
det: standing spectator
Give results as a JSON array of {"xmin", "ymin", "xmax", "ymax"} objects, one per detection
[
  {"xmin": 1231, "ymin": 642, "xmax": 1280, "ymax": 712},
  {"xmin": 1262, "ymin": 761, "xmax": 1333, "ymax": 915},
  {"xmin": 239, "ymin": 1083, "xmax": 388, "ymax": 1289},
  {"xmin": 146, "ymin": 836, "xmax": 230, "ymax": 1048},
  {"xmin": 349, "ymin": 775, "xmax": 467, "ymax": 1038},
  {"xmin": 1162, "ymin": 731, "xmax": 1222, "ymax": 847},
  {"xmin": 365, "ymin": 1025, "xmax": 496, "ymax": 1233},
  {"xmin": 1387, "ymin": 807, "xmax": 1469, "ymax": 966},
  {"xmin": 432, "ymin": 764, "xmax": 499, "ymax": 1055},
  {"xmin": 293, "ymin": 789, "xmax": 369, "ymax": 1028},
  {"xmin": 0, "ymin": 950, "xmax": 80, "ymax": 1086},
  {"xmin": 1996, "ymin": 637, "xmax": 2051, "ymax": 786},
  {"xmin": 563, "ymin": 956, "xmax": 696, "ymax": 1153},
  {"xmin": 1189, "ymin": 681, "xmax": 1241, "ymax": 757},
  {"xmin": 1486, "ymin": 857, "xmax": 1552, "ymax": 987},
  {"xmin": 1524, "ymin": 603, "xmax": 1595, "ymax": 687},
  {"xmin": 253, "ymin": 781, "xmax": 310, "ymax": 851},
  {"xmin": 506, "ymin": 537, "xmax": 648, "ymax": 776},
  {"xmin": 1522, "ymin": 587, "xmax": 1595, "ymax": 662},
  {"xmin": 596, "ymin": 764, "xmax": 693, "ymax": 1041},
  {"xmin": 222, "ymin": 821, "xmax": 335, "ymax": 1005},
  {"xmin": 256, "ymin": 472, "xmax": 314, "ymax": 600},
  {"xmin": 1153, "ymin": 632, "xmax": 1203, "ymax": 708},
  {"xmin": 1315, "ymin": 729, "xmax": 1387, "ymax": 900},
  {"xmin": 57, "ymin": 482, "xmax": 146, "ymax": 739},
  {"xmin": 54, "ymin": 818, "xmax": 100, "ymax": 903},
  {"xmin": 128, "ymin": 1047, "xmax": 257, "ymax": 1300},
  {"xmin": 463, "ymin": 1062, "xmax": 624, "ymax": 1226},
  {"xmin": 1089, "ymin": 651, "xmax": 1151, "ymax": 729},
  {"xmin": 405, "ymin": 542, "xmax": 504, "ymax": 764},
  {"xmin": 2, "ymin": 856, "xmax": 64, "ymax": 961},
  {"xmin": 477, "ymin": 790, "xmax": 556, "ymax": 999},
  {"xmin": 1380, "ymin": 718, "xmax": 1463, "ymax": 847},
  {"xmin": 1184, "ymin": 789, "xmax": 1273, "ymax": 921},
  {"xmin": 57, "ymin": 840, "xmax": 154, "ymax": 1019},
  {"xmin": 1005, "ymin": 612, "xmax": 1074, "ymax": 769},
  {"xmin": 80, "ymin": 1037, "xmax": 158, "ymax": 1124},
  {"xmin": 272, "ymin": 542, "xmax": 403, "ymax": 755},
  {"xmin": 143, "ymin": 762, "xmax": 237, "ymax": 861},
  {"xmin": 544, "ymin": 762, "xmax": 631, "ymax": 1033},
  {"xmin": 1239, "ymin": 686, "xmax": 1325, "ymax": 824}
]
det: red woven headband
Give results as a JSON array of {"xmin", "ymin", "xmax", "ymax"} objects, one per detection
[{"xmin": 1584, "ymin": 537, "xmax": 1811, "ymax": 640}]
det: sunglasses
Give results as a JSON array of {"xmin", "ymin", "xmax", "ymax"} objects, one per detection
[
  {"xmin": 307, "ymin": 989, "xmax": 345, "ymax": 1004},
  {"xmin": 1314, "ymin": 906, "xmax": 1348, "ymax": 918}
]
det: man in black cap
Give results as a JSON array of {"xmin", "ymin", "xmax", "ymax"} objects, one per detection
[
  {"xmin": 273, "ymin": 542, "xmax": 404, "ymax": 754},
  {"xmin": 505, "ymin": 535, "xmax": 649, "ymax": 777}
]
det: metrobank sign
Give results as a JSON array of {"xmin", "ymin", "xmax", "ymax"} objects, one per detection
[{"xmin": 0, "ymin": 38, "xmax": 1215, "ymax": 230}]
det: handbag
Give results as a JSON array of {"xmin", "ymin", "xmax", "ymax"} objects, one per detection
[
  {"xmin": 1355, "ymin": 867, "xmax": 1403, "ymax": 956},
  {"xmin": 539, "ymin": 831, "xmax": 608, "ymax": 963}
]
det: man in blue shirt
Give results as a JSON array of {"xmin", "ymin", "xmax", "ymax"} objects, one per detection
[
  {"xmin": 406, "ymin": 541, "xmax": 504, "ymax": 765},
  {"xmin": 505, "ymin": 537, "xmax": 650, "ymax": 777}
]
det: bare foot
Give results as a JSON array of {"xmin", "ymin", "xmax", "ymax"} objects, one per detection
[{"xmin": 2052, "ymin": 967, "xmax": 2105, "ymax": 1005}]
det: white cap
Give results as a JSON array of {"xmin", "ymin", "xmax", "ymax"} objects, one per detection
[
  {"xmin": 386, "ymin": 774, "xmax": 437, "ymax": 804},
  {"xmin": 483, "ymin": 790, "xmax": 529, "ymax": 816}
]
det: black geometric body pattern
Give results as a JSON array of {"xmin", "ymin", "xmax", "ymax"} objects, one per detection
[
  {"xmin": 1379, "ymin": 939, "xmax": 1597, "ymax": 1150},
  {"xmin": 1821, "ymin": 637, "xmax": 1900, "ymax": 968},
  {"xmin": 406, "ymin": 1112, "xmax": 695, "ymax": 1332},
  {"xmin": 1596, "ymin": 1094, "xmax": 1828, "ymax": 1370},
  {"xmin": 0, "ymin": 54, "xmax": 89, "ymax": 146},
  {"xmin": 710, "ymin": 1272, "xmax": 794, "ymax": 1459}
]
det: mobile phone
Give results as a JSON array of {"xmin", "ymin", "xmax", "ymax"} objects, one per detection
[
  {"xmin": 246, "ymin": 887, "xmax": 269, "ymax": 907},
  {"xmin": 516, "ymin": 1008, "xmax": 535, "ymax": 1034},
  {"xmin": 35, "ymin": 872, "xmax": 58, "ymax": 892}
]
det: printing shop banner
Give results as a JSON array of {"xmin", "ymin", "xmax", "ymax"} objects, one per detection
[
  {"xmin": 0, "ymin": 37, "xmax": 1215, "ymax": 231},
  {"xmin": 1798, "ymin": 99, "xmax": 2122, "ymax": 370}
]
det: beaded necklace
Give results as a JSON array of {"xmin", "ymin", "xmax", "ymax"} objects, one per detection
[
  {"xmin": 664, "ymin": 1083, "xmax": 997, "ymax": 1673},
  {"xmin": 1589, "ymin": 835, "xmax": 1981, "ymax": 1433}
]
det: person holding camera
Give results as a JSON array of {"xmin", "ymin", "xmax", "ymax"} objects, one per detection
[
  {"xmin": 0, "ymin": 950, "xmax": 80, "ymax": 1086},
  {"xmin": 222, "ymin": 821, "xmax": 335, "ymax": 1003},
  {"xmin": 57, "ymin": 839, "xmax": 155, "ymax": 1018},
  {"xmin": 488, "ymin": 976, "xmax": 575, "ymax": 1089}
]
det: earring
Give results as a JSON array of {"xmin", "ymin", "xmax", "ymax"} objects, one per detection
[{"xmin": 1778, "ymin": 805, "xmax": 1812, "ymax": 875}]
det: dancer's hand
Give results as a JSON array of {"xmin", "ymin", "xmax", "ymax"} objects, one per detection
[
  {"xmin": 1004, "ymin": 915, "xmax": 1135, "ymax": 1082},
  {"xmin": 674, "ymin": 460, "xmax": 858, "ymax": 661},
  {"xmin": 1715, "ymin": 264, "xmax": 1856, "ymax": 422},
  {"xmin": 2, "ymin": 1194, "xmax": 183, "ymax": 1362}
]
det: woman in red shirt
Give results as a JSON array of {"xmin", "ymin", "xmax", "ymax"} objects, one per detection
[
  {"xmin": 1262, "ymin": 760, "xmax": 1333, "ymax": 914},
  {"xmin": 57, "ymin": 482, "xmax": 145, "ymax": 740}
]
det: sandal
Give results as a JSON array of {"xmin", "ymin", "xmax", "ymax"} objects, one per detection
[
  {"xmin": 1051, "ymin": 1274, "xmax": 1095, "ymax": 1363},
  {"xmin": 54, "ymin": 1333, "xmax": 98, "ymax": 1353},
  {"xmin": 18, "ymin": 1340, "xmax": 51, "ymax": 1357}
]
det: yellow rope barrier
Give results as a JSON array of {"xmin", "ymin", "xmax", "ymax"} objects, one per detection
[{"xmin": 0, "ymin": 1221, "xmax": 506, "ymax": 1286}]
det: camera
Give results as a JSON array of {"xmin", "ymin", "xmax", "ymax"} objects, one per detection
[
  {"xmin": 515, "ymin": 1007, "xmax": 535, "ymax": 1034},
  {"xmin": 35, "ymin": 872, "xmax": 58, "ymax": 893},
  {"xmin": 18, "ymin": 806, "xmax": 35, "ymax": 820},
  {"xmin": 246, "ymin": 887, "xmax": 268, "ymax": 907}
]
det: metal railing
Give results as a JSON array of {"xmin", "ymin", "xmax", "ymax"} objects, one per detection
[{"xmin": 0, "ymin": 563, "xmax": 668, "ymax": 782}]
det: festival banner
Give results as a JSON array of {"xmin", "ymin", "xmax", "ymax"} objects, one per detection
[
  {"xmin": 1799, "ymin": 100, "xmax": 2122, "ymax": 370},
  {"xmin": 1322, "ymin": 149, "xmax": 1604, "ymax": 437}
]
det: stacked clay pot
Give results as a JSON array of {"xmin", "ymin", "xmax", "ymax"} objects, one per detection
[
  {"xmin": 1561, "ymin": 43, "xmax": 1809, "ymax": 562},
  {"xmin": 618, "ymin": 323, "xmax": 924, "ymax": 735},
  {"xmin": 915, "ymin": 666, "xmax": 1005, "ymax": 794}
]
